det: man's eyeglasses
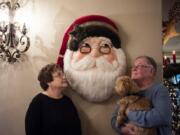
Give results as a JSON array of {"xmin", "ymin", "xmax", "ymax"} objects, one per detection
[
  {"xmin": 79, "ymin": 43, "xmax": 112, "ymax": 54},
  {"xmin": 132, "ymin": 64, "xmax": 152, "ymax": 70}
]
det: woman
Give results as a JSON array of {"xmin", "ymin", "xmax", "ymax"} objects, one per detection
[{"xmin": 25, "ymin": 63, "xmax": 81, "ymax": 135}]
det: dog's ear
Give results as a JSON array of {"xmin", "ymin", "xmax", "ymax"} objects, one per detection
[
  {"xmin": 124, "ymin": 77, "xmax": 133, "ymax": 90},
  {"xmin": 115, "ymin": 76, "xmax": 130, "ymax": 97},
  {"xmin": 115, "ymin": 77, "xmax": 123, "ymax": 93}
]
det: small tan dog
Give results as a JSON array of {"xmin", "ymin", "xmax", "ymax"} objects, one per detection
[{"xmin": 115, "ymin": 76, "xmax": 156, "ymax": 135}]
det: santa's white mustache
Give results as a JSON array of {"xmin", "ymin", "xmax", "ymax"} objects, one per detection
[{"xmin": 71, "ymin": 55, "xmax": 119, "ymax": 71}]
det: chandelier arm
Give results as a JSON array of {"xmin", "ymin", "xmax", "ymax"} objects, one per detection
[
  {"xmin": 12, "ymin": 49, "xmax": 20, "ymax": 58},
  {"xmin": 0, "ymin": 2, "xmax": 10, "ymax": 9},
  {"xmin": 19, "ymin": 35, "xmax": 30, "ymax": 53},
  {"xmin": 0, "ymin": 45, "xmax": 11, "ymax": 58}
]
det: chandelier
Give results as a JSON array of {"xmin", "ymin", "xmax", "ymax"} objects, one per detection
[
  {"xmin": 169, "ymin": 0, "xmax": 180, "ymax": 22},
  {"xmin": 0, "ymin": 0, "xmax": 30, "ymax": 63}
]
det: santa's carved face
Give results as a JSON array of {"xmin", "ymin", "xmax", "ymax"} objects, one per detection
[{"xmin": 64, "ymin": 36, "xmax": 126, "ymax": 102}]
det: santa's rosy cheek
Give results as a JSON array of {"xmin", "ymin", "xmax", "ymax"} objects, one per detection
[
  {"xmin": 72, "ymin": 52, "xmax": 86, "ymax": 61},
  {"xmin": 104, "ymin": 52, "xmax": 117, "ymax": 63}
]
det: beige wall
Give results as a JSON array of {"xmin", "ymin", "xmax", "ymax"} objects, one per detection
[{"xmin": 0, "ymin": 0, "xmax": 162, "ymax": 135}]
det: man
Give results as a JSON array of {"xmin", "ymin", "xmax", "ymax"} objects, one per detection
[
  {"xmin": 57, "ymin": 15, "xmax": 126, "ymax": 102},
  {"xmin": 111, "ymin": 56, "xmax": 172, "ymax": 135}
]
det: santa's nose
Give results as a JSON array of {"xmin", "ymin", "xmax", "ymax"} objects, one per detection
[{"xmin": 90, "ymin": 48, "xmax": 102, "ymax": 58}]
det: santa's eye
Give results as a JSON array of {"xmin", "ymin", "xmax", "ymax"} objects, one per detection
[
  {"xmin": 99, "ymin": 44, "xmax": 112, "ymax": 54},
  {"xmin": 79, "ymin": 43, "xmax": 112, "ymax": 54},
  {"xmin": 80, "ymin": 43, "xmax": 91, "ymax": 54}
]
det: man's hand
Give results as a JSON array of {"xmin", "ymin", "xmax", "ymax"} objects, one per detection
[{"xmin": 121, "ymin": 123, "xmax": 136, "ymax": 135}]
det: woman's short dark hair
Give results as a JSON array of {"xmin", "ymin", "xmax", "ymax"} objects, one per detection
[
  {"xmin": 136, "ymin": 56, "xmax": 157, "ymax": 74},
  {"xmin": 38, "ymin": 63, "xmax": 62, "ymax": 91}
]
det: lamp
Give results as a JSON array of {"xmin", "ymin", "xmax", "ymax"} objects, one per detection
[{"xmin": 0, "ymin": 0, "xmax": 30, "ymax": 63}]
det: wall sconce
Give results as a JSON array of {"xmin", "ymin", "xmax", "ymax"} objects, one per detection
[{"xmin": 0, "ymin": 0, "xmax": 30, "ymax": 63}]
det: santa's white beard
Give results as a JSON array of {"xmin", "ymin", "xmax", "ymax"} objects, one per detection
[{"xmin": 64, "ymin": 49, "xmax": 126, "ymax": 102}]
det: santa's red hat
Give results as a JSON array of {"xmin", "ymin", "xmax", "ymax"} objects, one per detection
[{"xmin": 57, "ymin": 15, "xmax": 121, "ymax": 68}]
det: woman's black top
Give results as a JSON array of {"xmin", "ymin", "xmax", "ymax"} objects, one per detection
[{"xmin": 25, "ymin": 93, "xmax": 81, "ymax": 135}]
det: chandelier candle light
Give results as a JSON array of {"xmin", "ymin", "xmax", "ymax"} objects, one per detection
[
  {"xmin": 172, "ymin": 50, "xmax": 176, "ymax": 64},
  {"xmin": 0, "ymin": 0, "xmax": 30, "ymax": 63},
  {"xmin": 163, "ymin": 55, "xmax": 167, "ymax": 67}
]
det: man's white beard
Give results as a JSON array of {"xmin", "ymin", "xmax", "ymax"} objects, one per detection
[{"xmin": 64, "ymin": 49, "xmax": 126, "ymax": 102}]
